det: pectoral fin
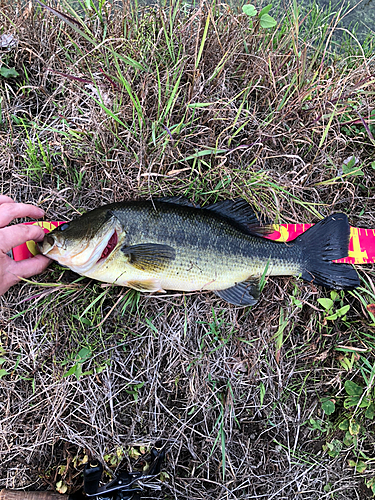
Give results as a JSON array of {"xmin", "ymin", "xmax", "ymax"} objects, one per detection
[
  {"xmin": 214, "ymin": 278, "xmax": 260, "ymax": 306},
  {"xmin": 122, "ymin": 243, "xmax": 176, "ymax": 272}
]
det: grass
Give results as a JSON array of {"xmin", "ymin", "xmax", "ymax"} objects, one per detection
[{"xmin": 0, "ymin": 0, "xmax": 375, "ymax": 498}]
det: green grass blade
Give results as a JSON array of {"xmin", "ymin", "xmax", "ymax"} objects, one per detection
[{"xmin": 195, "ymin": 13, "xmax": 210, "ymax": 69}]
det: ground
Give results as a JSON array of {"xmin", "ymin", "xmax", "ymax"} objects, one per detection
[{"xmin": 0, "ymin": 0, "xmax": 375, "ymax": 498}]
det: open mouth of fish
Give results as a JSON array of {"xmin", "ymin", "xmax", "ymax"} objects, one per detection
[
  {"xmin": 98, "ymin": 230, "xmax": 118, "ymax": 262},
  {"xmin": 41, "ymin": 228, "xmax": 120, "ymax": 273}
]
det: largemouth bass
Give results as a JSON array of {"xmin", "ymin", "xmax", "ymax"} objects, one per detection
[{"xmin": 39, "ymin": 198, "xmax": 360, "ymax": 306}]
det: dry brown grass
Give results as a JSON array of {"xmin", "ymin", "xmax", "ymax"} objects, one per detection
[{"xmin": 1, "ymin": 0, "xmax": 375, "ymax": 498}]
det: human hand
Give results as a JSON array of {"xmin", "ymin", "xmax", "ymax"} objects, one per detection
[{"xmin": 0, "ymin": 195, "xmax": 50, "ymax": 296}]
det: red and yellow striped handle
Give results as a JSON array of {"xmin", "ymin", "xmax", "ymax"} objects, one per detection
[
  {"xmin": 10, "ymin": 221, "xmax": 375, "ymax": 265},
  {"xmin": 265, "ymin": 224, "xmax": 374, "ymax": 265}
]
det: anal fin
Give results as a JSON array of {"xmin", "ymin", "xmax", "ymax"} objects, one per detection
[{"xmin": 214, "ymin": 278, "xmax": 260, "ymax": 306}]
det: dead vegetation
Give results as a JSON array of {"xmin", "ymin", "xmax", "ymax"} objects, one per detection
[{"xmin": 0, "ymin": 0, "xmax": 375, "ymax": 498}]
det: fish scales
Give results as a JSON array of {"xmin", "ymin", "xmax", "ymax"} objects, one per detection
[
  {"xmin": 107, "ymin": 202, "xmax": 303, "ymax": 291},
  {"xmin": 39, "ymin": 199, "xmax": 360, "ymax": 306}
]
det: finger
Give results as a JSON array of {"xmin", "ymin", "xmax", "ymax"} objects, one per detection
[
  {"xmin": 0, "ymin": 224, "xmax": 46, "ymax": 253},
  {"xmin": 0, "ymin": 195, "xmax": 15, "ymax": 205},
  {"xmin": 9, "ymin": 254, "xmax": 51, "ymax": 281},
  {"xmin": 0, "ymin": 203, "xmax": 44, "ymax": 227}
]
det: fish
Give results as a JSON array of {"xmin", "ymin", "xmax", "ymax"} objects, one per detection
[{"xmin": 39, "ymin": 198, "xmax": 360, "ymax": 306}]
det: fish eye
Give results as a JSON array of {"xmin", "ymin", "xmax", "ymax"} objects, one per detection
[{"xmin": 59, "ymin": 223, "xmax": 70, "ymax": 231}]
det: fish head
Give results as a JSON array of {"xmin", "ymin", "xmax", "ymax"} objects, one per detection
[{"xmin": 39, "ymin": 207, "xmax": 121, "ymax": 273}]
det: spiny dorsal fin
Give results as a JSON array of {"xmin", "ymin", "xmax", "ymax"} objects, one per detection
[
  {"xmin": 203, "ymin": 198, "xmax": 271, "ymax": 237},
  {"xmin": 214, "ymin": 278, "xmax": 260, "ymax": 306},
  {"xmin": 156, "ymin": 196, "xmax": 199, "ymax": 208},
  {"xmin": 122, "ymin": 243, "xmax": 176, "ymax": 272}
]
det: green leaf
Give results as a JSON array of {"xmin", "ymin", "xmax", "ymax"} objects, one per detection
[
  {"xmin": 259, "ymin": 4, "xmax": 272, "ymax": 16},
  {"xmin": 73, "ymin": 314, "xmax": 92, "ymax": 326},
  {"xmin": 160, "ymin": 471, "xmax": 170, "ymax": 482},
  {"xmin": 182, "ymin": 149, "xmax": 227, "ymax": 162},
  {"xmin": 345, "ymin": 380, "xmax": 363, "ymax": 396},
  {"xmin": 366, "ymin": 477, "xmax": 375, "ymax": 493},
  {"xmin": 359, "ymin": 396, "xmax": 370, "ymax": 408},
  {"xmin": 74, "ymin": 364, "xmax": 82, "ymax": 380},
  {"xmin": 339, "ymin": 356, "xmax": 353, "ymax": 371},
  {"xmin": 336, "ymin": 305, "xmax": 350, "ymax": 317},
  {"xmin": 330, "ymin": 290, "xmax": 339, "ymax": 301},
  {"xmin": 349, "ymin": 459, "xmax": 367, "ymax": 473},
  {"xmin": 326, "ymin": 313, "xmax": 338, "ymax": 321},
  {"xmin": 343, "ymin": 431, "xmax": 354, "ymax": 446},
  {"xmin": 259, "ymin": 13, "xmax": 277, "ymax": 28},
  {"xmin": 64, "ymin": 365, "xmax": 77, "ymax": 377},
  {"xmin": 309, "ymin": 418, "xmax": 324, "ymax": 431},
  {"xmin": 0, "ymin": 67, "xmax": 19, "ymax": 78},
  {"xmin": 291, "ymin": 297, "xmax": 303, "ymax": 308},
  {"xmin": 242, "ymin": 4, "xmax": 257, "ymax": 16},
  {"xmin": 195, "ymin": 12, "xmax": 210, "ymax": 70},
  {"xmin": 0, "ymin": 369, "xmax": 8, "ymax": 378},
  {"xmin": 125, "ymin": 389, "xmax": 139, "ymax": 402},
  {"xmin": 321, "ymin": 398, "xmax": 335, "ymax": 415},
  {"xmin": 356, "ymin": 460, "xmax": 367, "ymax": 473},
  {"xmin": 187, "ymin": 102, "xmax": 215, "ymax": 109},
  {"xmin": 349, "ymin": 421, "xmax": 360, "ymax": 436},
  {"xmin": 260, "ymin": 381, "xmax": 265, "ymax": 406},
  {"xmin": 365, "ymin": 402, "xmax": 375, "ymax": 419},
  {"xmin": 345, "ymin": 156, "xmax": 356, "ymax": 168},
  {"xmin": 56, "ymin": 480, "xmax": 68, "ymax": 495},
  {"xmin": 342, "ymin": 159, "xmax": 363, "ymax": 176},
  {"xmin": 77, "ymin": 347, "xmax": 91, "ymax": 362},
  {"xmin": 338, "ymin": 419, "xmax": 349, "ymax": 431},
  {"xmin": 324, "ymin": 439, "xmax": 342, "ymax": 458},
  {"xmin": 318, "ymin": 298, "xmax": 333, "ymax": 311},
  {"xmin": 344, "ymin": 396, "xmax": 361, "ymax": 408}
]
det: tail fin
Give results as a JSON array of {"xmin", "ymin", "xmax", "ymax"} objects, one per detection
[{"xmin": 296, "ymin": 213, "xmax": 360, "ymax": 290}]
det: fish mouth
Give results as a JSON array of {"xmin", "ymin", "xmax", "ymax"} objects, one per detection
[
  {"xmin": 97, "ymin": 231, "xmax": 118, "ymax": 263},
  {"xmin": 39, "ymin": 225, "xmax": 119, "ymax": 273},
  {"xmin": 39, "ymin": 234, "xmax": 56, "ymax": 255}
]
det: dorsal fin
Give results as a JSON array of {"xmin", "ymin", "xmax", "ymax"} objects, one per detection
[
  {"xmin": 156, "ymin": 196, "xmax": 199, "ymax": 208},
  {"xmin": 203, "ymin": 198, "xmax": 272, "ymax": 237}
]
